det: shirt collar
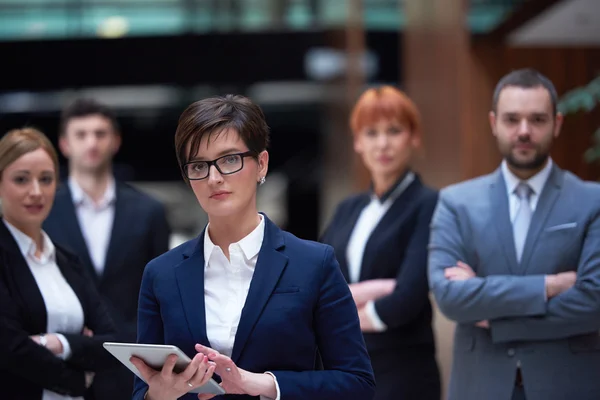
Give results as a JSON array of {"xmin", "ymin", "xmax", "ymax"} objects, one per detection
[
  {"xmin": 203, "ymin": 214, "xmax": 265, "ymax": 268},
  {"xmin": 2, "ymin": 219, "xmax": 55, "ymax": 263},
  {"xmin": 501, "ymin": 158, "xmax": 553, "ymax": 197},
  {"xmin": 369, "ymin": 170, "xmax": 415, "ymax": 203},
  {"xmin": 69, "ymin": 176, "xmax": 116, "ymax": 208}
]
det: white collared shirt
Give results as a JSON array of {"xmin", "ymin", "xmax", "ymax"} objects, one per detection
[
  {"xmin": 3, "ymin": 220, "xmax": 84, "ymax": 400},
  {"xmin": 501, "ymin": 158, "xmax": 553, "ymax": 223},
  {"xmin": 69, "ymin": 177, "xmax": 116, "ymax": 276},
  {"xmin": 203, "ymin": 214, "xmax": 279, "ymax": 400},
  {"xmin": 345, "ymin": 171, "xmax": 416, "ymax": 332}
]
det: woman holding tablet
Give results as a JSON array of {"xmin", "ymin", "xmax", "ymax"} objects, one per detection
[
  {"xmin": 0, "ymin": 128, "xmax": 118, "ymax": 400},
  {"xmin": 130, "ymin": 95, "xmax": 375, "ymax": 400}
]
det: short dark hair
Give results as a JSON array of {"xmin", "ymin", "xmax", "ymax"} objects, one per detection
[
  {"xmin": 492, "ymin": 68, "xmax": 558, "ymax": 115},
  {"xmin": 174, "ymin": 94, "xmax": 270, "ymax": 174},
  {"xmin": 60, "ymin": 98, "xmax": 120, "ymax": 136}
]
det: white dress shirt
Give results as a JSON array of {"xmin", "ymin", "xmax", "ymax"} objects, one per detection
[
  {"xmin": 3, "ymin": 220, "xmax": 85, "ymax": 400},
  {"xmin": 345, "ymin": 172, "xmax": 416, "ymax": 332},
  {"xmin": 69, "ymin": 177, "xmax": 116, "ymax": 276},
  {"xmin": 501, "ymin": 158, "xmax": 553, "ymax": 223},
  {"xmin": 203, "ymin": 214, "xmax": 279, "ymax": 400}
]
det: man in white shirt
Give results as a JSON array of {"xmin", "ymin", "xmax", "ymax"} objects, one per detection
[{"xmin": 44, "ymin": 98, "xmax": 170, "ymax": 400}]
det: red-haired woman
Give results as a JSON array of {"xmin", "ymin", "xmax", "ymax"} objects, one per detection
[{"xmin": 320, "ymin": 86, "xmax": 441, "ymax": 399}]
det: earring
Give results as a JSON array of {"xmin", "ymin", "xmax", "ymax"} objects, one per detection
[{"xmin": 259, "ymin": 176, "xmax": 266, "ymax": 185}]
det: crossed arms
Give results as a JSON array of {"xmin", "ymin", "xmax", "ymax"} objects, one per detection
[{"xmin": 428, "ymin": 194, "xmax": 600, "ymax": 343}]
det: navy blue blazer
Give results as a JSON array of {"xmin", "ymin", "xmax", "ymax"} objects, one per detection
[
  {"xmin": 133, "ymin": 215, "xmax": 375, "ymax": 400},
  {"xmin": 320, "ymin": 174, "xmax": 438, "ymax": 352}
]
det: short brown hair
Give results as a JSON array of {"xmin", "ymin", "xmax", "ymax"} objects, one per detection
[
  {"xmin": 0, "ymin": 128, "xmax": 60, "ymax": 179},
  {"xmin": 492, "ymin": 68, "xmax": 558, "ymax": 115},
  {"xmin": 350, "ymin": 85, "xmax": 422, "ymax": 137},
  {"xmin": 60, "ymin": 98, "xmax": 120, "ymax": 136},
  {"xmin": 174, "ymin": 94, "xmax": 270, "ymax": 172}
]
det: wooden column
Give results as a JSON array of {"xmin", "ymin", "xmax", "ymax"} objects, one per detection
[
  {"xmin": 402, "ymin": 1, "xmax": 499, "ymax": 397},
  {"xmin": 403, "ymin": 0, "xmax": 499, "ymax": 189},
  {"xmin": 319, "ymin": 0, "xmax": 368, "ymax": 231}
]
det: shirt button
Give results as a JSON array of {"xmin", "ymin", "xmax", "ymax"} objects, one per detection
[{"xmin": 507, "ymin": 348, "xmax": 515, "ymax": 357}]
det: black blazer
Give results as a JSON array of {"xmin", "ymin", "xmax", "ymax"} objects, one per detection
[
  {"xmin": 0, "ymin": 220, "xmax": 118, "ymax": 400},
  {"xmin": 43, "ymin": 181, "xmax": 171, "ymax": 343},
  {"xmin": 320, "ymin": 174, "xmax": 438, "ymax": 352}
]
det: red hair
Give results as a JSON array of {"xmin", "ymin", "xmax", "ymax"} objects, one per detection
[{"xmin": 350, "ymin": 86, "xmax": 422, "ymax": 136}]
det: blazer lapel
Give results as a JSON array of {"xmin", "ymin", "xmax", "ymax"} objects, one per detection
[
  {"xmin": 174, "ymin": 237, "xmax": 210, "ymax": 347},
  {"xmin": 490, "ymin": 170, "xmax": 519, "ymax": 274},
  {"xmin": 359, "ymin": 177, "xmax": 419, "ymax": 282},
  {"xmin": 55, "ymin": 187, "xmax": 97, "ymax": 282},
  {"xmin": 520, "ymin": 166, "xmax": 563, "ymax": 273},
  {"xmin": 0, "ymin": 222, "xmax": 47, "ymax": 333},
  {"xmin": 102, "ymin": 183, "xmax": 135, "ymax": 281},
  {"xmin": 231, "ymin": 218, "xmax": 288, "ymax": 363},
  {"xmin": 336, "ymin": 195, "xmax": 370, "ymax": 282}
]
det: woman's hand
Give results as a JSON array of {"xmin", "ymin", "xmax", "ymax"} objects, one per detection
[
  {"xmin": 194, "ymin": 344, "xmax": 277, "ymax": 400},
  {"xmin": 29, "ymin": 334, "xmax": 64, "ymax": 356},
  {"xmin": 349, "ymin": 279, "xmax": 396, "ymax": 307},
  {"xmin": 130, "ymin": 352, "xmax": 216, "ymax": 400}
]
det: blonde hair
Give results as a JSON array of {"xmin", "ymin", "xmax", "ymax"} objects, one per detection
[{"xmin": 0, "ymin": 128, "xmax": 59, "ymax": 179}]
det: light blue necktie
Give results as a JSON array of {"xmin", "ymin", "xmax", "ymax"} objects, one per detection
[{"xmin": 513, "ymin": 182, "xmax": 533, "ymax": 263}]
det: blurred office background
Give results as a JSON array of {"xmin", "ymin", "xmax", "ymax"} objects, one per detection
[{"xmin": 1, "ymin": 0, "xmax": 599, "ymax": 396}]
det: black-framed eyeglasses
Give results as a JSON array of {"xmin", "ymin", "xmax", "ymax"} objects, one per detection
[{"xmin": 182, "ymin": 151, "xmax": 255, "ymax": 180}]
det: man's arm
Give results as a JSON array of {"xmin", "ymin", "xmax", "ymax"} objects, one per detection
[
  {"xmin": 490, "ymin": 211, "xmax": 600, "ymax": 343},
  {"xmin": 428, "ymin": 192, "xmax": 547, "ymax": 323},
  {"xmin": 151, "ymin": 203, "xmax": 171, "ymax": 258}
]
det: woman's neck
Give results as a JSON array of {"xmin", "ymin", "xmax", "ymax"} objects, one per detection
[
  {"xmin": 372, "ymin": 168, "xmax": 408, "ymax": 198},
  {"xmin": 207, "ymin": 208, "xmax": 261, "ymax": 259}
]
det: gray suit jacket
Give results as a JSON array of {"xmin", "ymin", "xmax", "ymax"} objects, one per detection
[{"xmin": 428, "ymin": 164, "xmax": 600, "ymax": 400}]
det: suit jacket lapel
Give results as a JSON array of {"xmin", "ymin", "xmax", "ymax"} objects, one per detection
[
  {"xmin": 54, "ymin": 187, "xmax": 97, "ymax": 283},
  {"xmin": 174, "ymin": 237, "xmax": 210, "ymax": 347},
  {"xmin": 0, "ymin": 222, "xmax": 47, "ymax": 333},
  {"xmin": 335, "ymin": 195, "xmax": 370, "ymax": 282},
  {"xmin": 102, "ymin": 183, "xmax": 134, "ymax": 281},
  {"xmin": 359, "ymin": 177, "xmax": 419, "ymax": 282},
  {"xmin": 231, "ymin": 217, "xmax": 288, "ymax": 363},
  {"xmin": 490, "ymin": 170, "xmax": 519, "ymax": 274},
  {"xmin": 520, "ymin": 166, "xmax": 563, "ymax": 273}
]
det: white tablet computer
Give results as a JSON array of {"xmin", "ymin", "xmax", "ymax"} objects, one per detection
[{"xmin": 103, "ymin": 342, "xmax": 225, "ymax": 395}]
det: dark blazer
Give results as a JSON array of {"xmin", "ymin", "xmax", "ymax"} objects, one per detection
[
  {"xmin": 0, "ymin": 220, "xmax": 118, "ymax": 400},
  {"xmin": 320, "ymin": 174, "xmax": 438, "ymax": 351},
  {"xmin": 43, "ymin": 180, "xmax": 170, "ymax": 400},
  {"xmin": 133, "ymin": 215, "xmax": 376, "ymax": 400},
  {"xmin": 44, "ymin": 181, "xmax": 171, "ymax": 343}
]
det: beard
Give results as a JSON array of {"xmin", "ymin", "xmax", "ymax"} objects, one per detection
[{"xmin": 505, "ymin": 147, "xmax": 549, "ymax": 171}]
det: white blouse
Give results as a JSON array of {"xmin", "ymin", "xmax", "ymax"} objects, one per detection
[{"xmin": 4, "ymin": 220, "xmax": 85, "ymax": 400}]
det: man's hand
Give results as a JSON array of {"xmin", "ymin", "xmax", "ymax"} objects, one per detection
[
  {"xmin": 444, "ymin": 261, "xmax": 476, "ymax": 281},
  {"xmin": 545, "ymin": 271, "xmax": 577, "ymax": 298},
  {"xmin": 475, "ymin": 320, "xmax": 489, "ymax": 329}
]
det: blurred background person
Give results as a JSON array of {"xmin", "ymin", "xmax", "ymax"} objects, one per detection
[
  {"xmin": 320, "ymin": 86, "xmax": 441, "ymax": 400},
  {"xmin": 0, "ymin": 127, "xmax": 118, "ymax": 400},
  {"xmin": 43, "ymin": 99, "xmax": 171, "ymax": 400},
  {"xmin": 130, "ymin": 94, "xmax": 375, "ymax": 400}
]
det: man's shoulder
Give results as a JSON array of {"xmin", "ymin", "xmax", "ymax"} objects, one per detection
[
  {"xmin": 440, "ymin": 173, "xmax": 496, "ymax": 201},
  {"xmin": 117, "ymin": 182, "xmax": 166, "ymax": 211}
]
